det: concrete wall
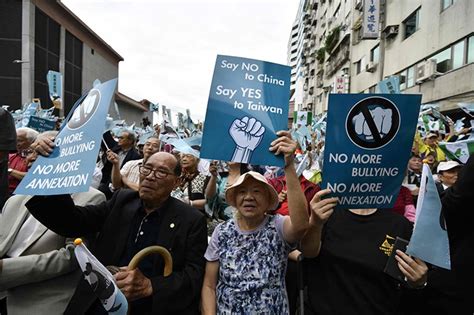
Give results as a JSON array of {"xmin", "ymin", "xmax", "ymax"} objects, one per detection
[
  {"xmin": 384, "ymin": 0, "xmax": 474, "ymax": 76},
  {"xmin": 110, "ymin": 102, "xmax": 148, "ymax": 127},
  {"xmin": 82, "ymin": 42, "xmax": 118, "ymax": 93}
]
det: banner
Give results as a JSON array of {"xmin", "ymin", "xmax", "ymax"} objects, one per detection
[
  {"xmin": 362, "ymin": 0, "xmax": 380, "ymax": 39},
  {"xmin": 15, "ymin": 79, "xmax": 117, "ymax": 195},
  {"xmin": 47, "ymin": 70, "xmax": 62, "ymax": 108},
  {"xmin": 74, "ymin": 239, "xmax": 128, "ymax": 314},
  {"xmin": 322, "ymin": 94, "xmax": 421, "ymax": 208},
  {"xmin": 27, "ymin": 116, "xmax": 56, "ymax": 132},
  {"xmin": 406, "ymin": 164, "xmax": 451, "ymax": 270},
  {"xmin": 200, "ymin": 55, "xmax": 291, "ymax": 166}
]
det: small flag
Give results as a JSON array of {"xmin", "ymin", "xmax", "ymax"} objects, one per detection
[
  {"xmin": 293, "ymin": 110, "xmax": 312, "ymax": 127},
  {"xmin": 439, "ymin": 139, "xmax": 474, "ymax": 163},
  {"xmin": 406, "ymin": 165, "xmax": 451, "ymax": 270},
  {"xmin": 47, "ymin": 70, "xmax": 62, "ymax": 109},
  {"xmin": 74, "ymin": 239, "xmax": 128, "ymax": 314}
]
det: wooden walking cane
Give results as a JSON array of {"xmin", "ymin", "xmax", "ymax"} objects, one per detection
[{"xmin": 125, "ymin": 246, "xmax": 173, "ymax": 315}]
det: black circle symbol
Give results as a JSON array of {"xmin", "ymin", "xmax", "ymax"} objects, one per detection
[
  {"xmin": 67, "ymin": 89, "xmax": 101, "ymax": 130},
  {"xmin": 345, "ymin": 96, "xmax": 400, "ymax": 149}
]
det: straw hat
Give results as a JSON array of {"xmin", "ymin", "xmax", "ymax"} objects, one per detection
[{"xmin": 225, "ymin": 171, "xmax": 279, "ymax": 211}]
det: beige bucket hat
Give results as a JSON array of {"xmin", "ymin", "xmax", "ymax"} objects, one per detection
[{"xmin": 225, "ymin": 171, "xmax": 280, "ymax": 211}]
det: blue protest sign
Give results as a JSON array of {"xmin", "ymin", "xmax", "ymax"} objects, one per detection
[
  {"xmin": 200, "ymin": 55, "xmax": 290, "ymax": 166},
  {"xmin": 406, "ymin": 164, "xmax": 450, "ymax": 269},
  {"xmin": 27, "ymin": 116, "xmax": 56, "ymax": 132},
  {"xmin": 322, "ymin": 94, "xmax": 421, "ymax": 209},
  {"xmin": 19, "ymin": 103, "xmax": 39, "ymax": 127},
  {"xmin": 47, "ymin": 70, "xmax": 62, "ymax": 102},
  {"xmin": 376, "ymin": 76, "xmax": 400, "ymax": 94},
  {"xmin": 15, "ymin": 79, "xmax": 117, "ymax": 195}
]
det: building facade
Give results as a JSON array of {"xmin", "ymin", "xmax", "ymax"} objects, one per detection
[
  {"xmin": 289, "ymin": 0, "xmax": 474, "ymax": 115},
  {"xmin": 0, "ymin": 0, "xmax": 150, "ymax": 122}
]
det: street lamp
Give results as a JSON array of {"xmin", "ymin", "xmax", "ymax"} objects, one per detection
[{"xmin": 12, "ymin": 60, "xmax": 29, "ymax": 64}]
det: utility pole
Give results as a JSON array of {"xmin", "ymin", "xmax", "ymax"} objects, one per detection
[{"xmin": 378, "ymin": 0, "xmax": 386, "ymax": 82}]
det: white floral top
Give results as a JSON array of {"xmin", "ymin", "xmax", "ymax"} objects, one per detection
[{"xmin": 205, "ymin": 214, "xmax": 292, "ymax": 314}]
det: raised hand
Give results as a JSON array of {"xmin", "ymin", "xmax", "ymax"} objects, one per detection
[{"xmin": 309, "ymin": 189, "xmax": 338, "ymax": 227}]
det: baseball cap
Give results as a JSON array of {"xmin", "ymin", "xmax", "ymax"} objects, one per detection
[{"xmin": 437, "ymin": 161, "xmax": 461, "ymax": 173}]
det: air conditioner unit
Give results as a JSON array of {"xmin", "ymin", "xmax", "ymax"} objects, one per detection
[
  {"xmin": 366, "ymin": 62, "xmax": 377, "ymax": 73},
  {"xmin": 383, "ymin": 25, "xmax": 399, "ymax": 38},
  {"xmin": 416, "ymin": 59, "xmax": 437, "ymax": 84}
]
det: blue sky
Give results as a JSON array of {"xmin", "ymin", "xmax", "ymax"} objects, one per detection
[{"xmin": 63, "ymin": 0, "xmax": 299, "ymax": 121}]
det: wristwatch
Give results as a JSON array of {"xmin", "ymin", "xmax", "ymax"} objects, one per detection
[{"xmin": 8, "ymin": 168, "xmax": 13, "ymax": 174}]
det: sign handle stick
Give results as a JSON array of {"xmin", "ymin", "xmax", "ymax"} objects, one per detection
[{"xmin": 102, "ymin": 138, "xmax": 110, "ymax": 151}]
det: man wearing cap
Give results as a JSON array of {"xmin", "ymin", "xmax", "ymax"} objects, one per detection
[
  {"xmin": 436, "ymin": 161, "xmax": 462, "ymax": 195},
  {"xmin": 418, "ymin": 132, "xmax": 446, "ymax": 163}
]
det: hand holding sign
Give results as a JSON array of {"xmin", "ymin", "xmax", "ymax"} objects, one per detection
[
  {"xmin": 309, "ymin": 189, "xmax": 338, "ymax": 227},
  {"xmin": 230, "ymin": 116, "xmax": 265, "ymax": 163}
]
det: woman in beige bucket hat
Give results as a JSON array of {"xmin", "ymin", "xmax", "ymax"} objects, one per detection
[{"xmin": 201, "ymin": 130, "xmax": 309, "ymax": 314}]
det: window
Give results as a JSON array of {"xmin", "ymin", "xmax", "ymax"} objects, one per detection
[
  {"xmin": 407, "ymin": 66, "xmax": 415, "ymax": 88},
  {"xmin": 441, "ymin": 0, "xmax": 455, "ymax": 11},
  {"xmin": 371, "ymin": 45, "xmax": 380, "ymax": 64},
  {"xmin": 468, "ymin": 35, "xmax": 474, "ymax": 64},
  {"xmin": 403, "ymin": 8, "xmax": 420, "ymax": 39},
  {"xmin": 64, "ymin": 31, "xmax": 83, "ymax": 115},
  {"xmin": 354, "ymin": 60, "xmax": 361, "ymax": 74},
  {"xmin": 360, "ymin": 56, "xmax": 366, "ymax": 72},
  {"xmin": 399, "ymin": 70, "xmax": 407, "ymax": 90},
  {"xmin": 432, "ymin": 47, "xmax": 451, "ymax": 73},
  {"xmin": 34, "ymin": 9, "xmax": 60, "ymax": 109},
  {"xmin": 452, "ymin": 41, "xmax": 465, "ymax": 69}
]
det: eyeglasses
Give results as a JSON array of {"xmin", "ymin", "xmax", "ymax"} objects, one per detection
[{"xmin": 139, "ymin": 165, "xmax": 173, "ymax": 179}]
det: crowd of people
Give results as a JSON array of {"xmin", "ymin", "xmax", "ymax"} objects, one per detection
[{"xmin": 0, "ymin": 104, "xmax": 473, "ymax": 315}]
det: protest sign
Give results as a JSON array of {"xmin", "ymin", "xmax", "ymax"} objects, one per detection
[
  {"xmin": 322, "ymin": 94, "xmax": 421, "ymax": 209},
  {"xmin": 406, "ymin": 164, "xmax": 451, "ymax": 269},
  {"xmin": 15, "ymin": 79, "xmax": 117, "ymax": 195},
  {"xmin": 47, "ymin": 70, "xmax": 62, "ymax": 108},
  {"xmin": 376, "ymin": 76, "xmax": 400, "ymax": 94},
  {"xmin": 200, "ymin": 55, "xmax": 290, "ymax": 166},
  {"xmin": 27, "ymin": 116, "xmax": 56, "ymax": 132}
]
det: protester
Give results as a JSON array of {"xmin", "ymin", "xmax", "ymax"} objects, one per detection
[
  {"xmin": 205, "ymin": 161, "xmax": 248, "ymax": 222},
  {"xmin": 405, "ymin": 154, "xmax": 422, "ymax": 186},
  {"xmin": 0, "ymin": 108, "xmax": 16, "ymax": 209},
  {"xmin": 98, "ymin": 130, "xmax": 141, "ymax": 199},
  {"xmin": 301, "ymin": 189, "xmax": 428, "ymax": 315},
  {"xmin": 436, "ymin": 160, "xmax": 462, "ymax": 195},
  {"xmin": 387, "ymin": 186, "xmax": 416, "ymax": 223},
  {"xmin": 172, "ymin": 152, "xmax": 209, "ymax": 210},
  {"xmin": 26, "ymin": 145, "xmax": 208, "ymax": 314},
  {"xmin": 0, "ymin": 136, "xmax": 106, "ymax": 315},
  {"xmin": 201, "ymin": 131, "xmax": 309, "ymax": 314},
  {"xmin": 7, "ymin": 127, "xmax": 38, "ymax": 195},
  {"xmin": 418, "ymin": 132, "xmax": 446, "ymax": 163},
  {"xmin": 268, "ymin": 172, "xmax": 319, "ymax": 314},
  {"xmin": 439, "ymin": 153, "xmax": 474, "ymax": 313},
  {"xmin": 109, "ymin": 136, "xmax": 161, "ymax": 191}
]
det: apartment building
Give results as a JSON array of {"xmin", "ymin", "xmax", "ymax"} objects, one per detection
[{"xmin": 289, "ymin": 0, "xmax": 474, "ymax": 115}]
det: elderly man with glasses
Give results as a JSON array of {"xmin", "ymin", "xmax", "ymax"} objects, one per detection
[{"xmin": 25, "ymin": 148, "xmax": 208, "ymax": 315}]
